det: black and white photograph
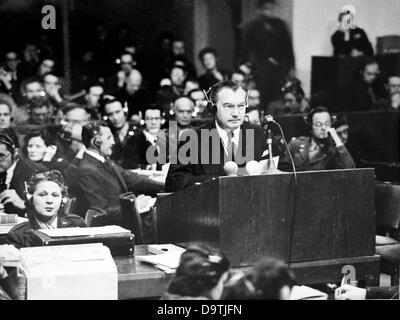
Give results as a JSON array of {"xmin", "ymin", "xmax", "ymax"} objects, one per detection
[{"xmin": 0, "ymin": 0, "xmax": 399, "ymax": 305}]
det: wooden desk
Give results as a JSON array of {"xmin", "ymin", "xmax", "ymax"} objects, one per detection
[{"xmin": 116, "ymin": 246, "xmax": 380, "ymax": 300}]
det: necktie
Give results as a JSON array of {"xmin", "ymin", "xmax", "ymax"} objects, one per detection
[{"xmin": 227, "ymin": 132, "xmax": 237, "ymax": 162}]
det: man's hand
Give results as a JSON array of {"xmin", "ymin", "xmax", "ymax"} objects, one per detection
[
  {"xmin": 327, "ymin": 127, "xmax": 343, "ymax": 147},
  {"xmin": 335, "ymin": 284, "xmax": 367, "ymax": 300},
  {"xmin": 47, "ymin": 86, "xmax": 63, "ymax": 103},
  {"xmin": 0, "ymin": 190, "xmax": 26, "ymax": 210},
  {"xmin": 391, "ymin": 93, "xmax": 400, "ymax": 109},
  {"xmin": 0, "ymin": 69, "xmax": 12, "ymax": 90},
  {"xmin": 42, "ymin": 145, "xmax": 57, "ymax": 162}
]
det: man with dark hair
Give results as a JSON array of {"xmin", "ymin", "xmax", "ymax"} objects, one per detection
[
  {"xmin": 377, "ymin": 75, "xmax": 400, "ymax": 111},
  {"xmin": 197, "ymin": 47, "xmax": 229, "ymax": 91},
  {"xmin": 121, "ymin": 104, "xmax": 165, "ymax": 170},
  {"xmin": 73, "ymin": 120, "xmax": 163, "ymax": 225},
  {"xmin": 14, "ymin": 77, "xmax": 45, "ymax": 124},
  {"xmin": 0, "ymin": 133, "xmax": 25, "ymax": 215},
  {"xmin": 346, "ymin": 58, "xmax": 386, "ymax": 111},
  {"xmin": 241, "ymin": 0, "xmax": 295, "ymax": 110},
  {"xmin": 102, "ymin": 97, "xmax": 138, "ymax": 163},
  {"xmin": 279, "ymin": 107, "xmax": 355, "ymax": 171},
  {"xmin": 166, "ymin": 80, "xmax": 268, "ymax": 192}
]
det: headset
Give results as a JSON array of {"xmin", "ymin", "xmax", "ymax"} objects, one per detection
[
  {"xmin": 101, "ymin": 97, "xmax": 128, "ymax": 122},
  {"xmin": 304, "ymin": 107, "xmax": 333, "ymax": 132},
  {"xmin": 203, "ymin": 82, "xmax": 250, "ymax": 114},
  {"xmin": 0, "ymin": 132, "xmax": 16, "ymax": 157},
  {"xmin": 139, "ymin": 105, "xmax": 166, "ymax": 127},
  {"xmin": 83, "ymin": 121, "xmax": 103, "ymax": 149}
]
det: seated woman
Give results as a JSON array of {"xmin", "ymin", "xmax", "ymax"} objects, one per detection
[
  {"xmin": 222, "ymin": 257, "xmax": 297, "ymax": 300},
  {"xmin": 7, "ymin": 170, "xmax": 86, "ymax": 248},
  {"xmin": 10, "ymin": 129, "xmax": 61, "ymax": 201},
  {"xmin": 160, "ymin": 244, "xmax": 230, "ymax": 300}
]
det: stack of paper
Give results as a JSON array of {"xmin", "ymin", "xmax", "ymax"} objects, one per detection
[
  {"xmin": 289, "ymin": 285, "xmax": 328, "ymax": 300},
  {"xmin": 20, "ymin": 243, "xmax": 118, "ymax": 300},
  {"xmin": 136, "ymin": 245, "xmax": 185, "ymax": 273},
  {"xmin": 0, "ymin": 244, "xmax": 20, "ymax": 267}
]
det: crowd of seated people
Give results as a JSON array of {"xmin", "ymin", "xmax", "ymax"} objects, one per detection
[{"xmin": 0, "ymin": 17, "xmax": 398, "ymax": 301}]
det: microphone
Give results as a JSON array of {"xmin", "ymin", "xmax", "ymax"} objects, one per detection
[
  {"xmin": 224, "ymin": 161, "xmax": 238, "ymax": 176},
  {"xmin": 262, "ymin": 115, "xmax": 283, "ymax": 175}
]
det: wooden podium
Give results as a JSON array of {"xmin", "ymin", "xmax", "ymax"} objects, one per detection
[{"xmin": 156, "ymin": 169, "xmax": 380, "ymax": 285}]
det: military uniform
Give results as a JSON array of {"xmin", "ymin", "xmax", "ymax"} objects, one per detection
[
  {"xmin": 279, "ymin": 136, "xmax": 356, "ymax": 172},
  {"xmin": 7, "ymin": 214, "xmax": 86, "ymax": 248}
]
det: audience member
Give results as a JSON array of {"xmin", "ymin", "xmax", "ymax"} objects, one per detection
[
  {"xmin": 43, "ymin": 72, "xmax": 64, "ymax": 113},
  {"xmin": 248, "ymin": 89, "xmax": 261, "ymax": 109},
  {"xmin": 245, "ymin": 106, "xmax": 261, "ymax": 126},
  {"xmin": 121, "ymin": 104, "xmax": 166, "ymax": 169},
  {"xmin": 222, "ymin": 257, "xmax": 296, "ymax": 300},
  {"xmin": 0, "ymin": 94, "xmax": 17, "ymax": 130},
  {"xmin": 102, "ymin": 97, "xmax": 138, "ymax": 164},
  {"xmin": 267, "ymin": 79, "xmax": 309, "ymax": 116},
  {"xmin": 106, "ymin": 51, "xmax": 137, "ymax": 93},
  {"xmin": 378, "ymin": 75, "xmax": 400, "ymax": 111},
  {"xmin": 74, "ymin": 120, "xmax": 163, "ymax": 225},
  {"xmin": 9, "ymin": 130, "xmax": 60, "ymax": 205},
  {"xmin": 172, "ymin": 97, "xmax": 195, "ymax": 135},
  {"xmin": 279, "ymin": 107, "xmax": 355, "ymax": 171},
  {"xmin": 0, "ymin": 133, "xmax": 25, "ymax": 215},
  {"xmin": 80, "ymin": 82, "xmax": 104, "ymax": 120},
  {"xmin": 37, "ymin": 58, "xmax": 55, "ymax": 78},
  {"xmin": 18, "ymin": 43, "xmax": 40, "ymax": 80},
  {"xmin": 0, "ymin": 51, "xmax": 20, "ymax": 98},
  {"xmin": 346, "ymin": 58, "xmax": 386, "ymax": 111},
  {"xmin": 197, "ymin": 47, "xmax": 229, "ymax": 91},
  {"xmin": 230, "ymin": 69, "xmax": 246, "ymax": 87},
  {"xmin": 7, "ymin": 170, "xmax": 86, "ymax": 248},
  {"xmin": 161, "ymin": 244, "xmax": 230, "ymax": 300},
  {"xmin": 116, "ymin": 69, "xmax": 151, "ymax": 120},
  {"xmin": 331, "ymin": 5, "xmax": 373, "ymax": 57},
  {"xmin": 13, "ymin": 77, "xmax": 45, "ymax": 124}
]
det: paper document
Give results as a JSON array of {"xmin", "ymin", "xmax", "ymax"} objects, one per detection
[
  {"xmin": 136, "ymin": 251, "xmax": 183, "ymax": 269},
  {"xmin": 38, "ymin": 225, "xmax": 131, "ymax": 238},
  {"xmin": 289, "ymin": 285, "xmax": 328, "ymax": 300}
]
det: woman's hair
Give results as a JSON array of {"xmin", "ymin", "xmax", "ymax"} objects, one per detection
[
  {"xmin": 167, "ymin": 244, "xmax": 230, "ymax": 298},
  {"xmin": 26, "ymin": 170, "xmax": 68, "ymax": 199},
  {"xmin": 223, "ymin": 257, "xmax": 296, "ymax": 300},
  {"xmin": 22, "ymin": 129, "xmax": 53, "ymax": 159}
]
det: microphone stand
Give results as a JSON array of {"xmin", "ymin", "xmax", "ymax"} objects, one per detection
[{"xmin": 263, "ymin": 128, "xmax": 282, "ymax": 174}]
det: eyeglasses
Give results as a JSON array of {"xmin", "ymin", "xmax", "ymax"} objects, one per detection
[
  {"xmin": 0, "ymin": 152, "xmax": 11, "ymax": 162},
  {"xmin": 145, "ymin": 117, "xmax": 161, "ymax": 121},
  {"xmin": 313, "ymin": 121, "xmax": 331, "ymax": 128}
]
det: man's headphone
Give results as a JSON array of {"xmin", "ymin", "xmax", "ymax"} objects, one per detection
[
  {"xmin": 139, "ymin": 106, "xmax": 166, "ymax": 126},
  {"xmin": 203, "ymin": 84, "xmax": 250, "ymax": 114},
  {"xmin": 83, "ymin": 122, "xmax": 103, "ymax": 149},
  {"xmin": 0, "ymin": 132, "xmax": 16, "ymax": 157},
  {"xmin": 103, "ymin": 99, "xmax": 129, "ymax": 121}
]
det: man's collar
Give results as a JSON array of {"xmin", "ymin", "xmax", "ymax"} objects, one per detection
[
  {"xmin": 85, "ymin": 149, "xmax": 106, "ymax": 163},
  {"xmin": 215, "ymin": 120, "xmax": 241, "ymax": 137},
  {"xmin": 143, "ymin": 130, "xmax": 157, "ymax": 145}
]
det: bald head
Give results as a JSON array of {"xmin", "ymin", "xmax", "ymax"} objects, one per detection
[
  {"xmin": 173, "ymin": 97, "xmax": 194, "ymax": 127},
  {"xmin": 125, "ymin": 69, "xmax": 143, "ymax": 95}
]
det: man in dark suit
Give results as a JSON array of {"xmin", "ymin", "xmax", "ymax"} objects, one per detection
[
  {"xmin": 74, "ymin": 120, "xmax": 163, "ymax": 225},
  {"xmin": 165, "ymin": 80, "xmax": 268, "ymax": 192}
]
